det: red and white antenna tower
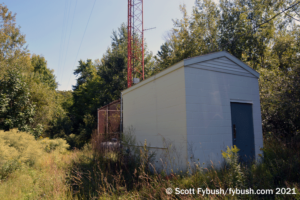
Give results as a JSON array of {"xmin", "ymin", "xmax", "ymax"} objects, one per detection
[{"xmin": 127, "ymin": 0, "xmax": 144, "ymax": 88}]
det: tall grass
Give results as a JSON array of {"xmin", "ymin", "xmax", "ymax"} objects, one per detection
[
  {"xmin": 1, "ymin": 129, "xmax": 299, "ymax": 199},
  {"xmin": 68, "ymin": 132, "xmax": 300, "ymax": 199},
  {"xmin": 0, "ymin": 129, "xmax": 73, "ymax": 199}
]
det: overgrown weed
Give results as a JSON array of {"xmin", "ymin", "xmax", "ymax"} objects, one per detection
[
  {"xmin": 0, "ymin": 129, "xmax": 72, "ymax": 199},
  {"xmin": 69, "ymin": 133, "xmax": 300, "ymax": 199},
  {"xmin": 1, "ymin": 129, "xmax": 299, "ymax": 199}
]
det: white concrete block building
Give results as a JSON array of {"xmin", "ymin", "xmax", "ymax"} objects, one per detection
[{"xmin": 121, "ymin": 51, "xmax": 263, "ymax": 171}]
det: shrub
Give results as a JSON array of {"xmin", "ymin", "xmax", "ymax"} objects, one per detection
[
  {"xmin": 39, "ymin": 137, "xmax": 70, "ymax": 153},
  {"xmin": 0, "ymin": 129, "xmax": 69, "ymax": 180}
]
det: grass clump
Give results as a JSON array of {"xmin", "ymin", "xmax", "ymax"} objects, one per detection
[
  {"xmin": 0, "ymin": 129, "xmax": 70, "ymax": 180},
  {"xmin": 0, "ymin": 129, "xmax": 43, "ymax": 179},
  {"xmin": 40, "ymin": 137, "xmax": 70, "ymax": 153},
  {"xmin": 0, "ymin": 129, "xmax": 72, "ymax": 200}
]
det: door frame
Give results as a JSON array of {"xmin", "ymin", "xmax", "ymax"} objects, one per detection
[{"xmin": 230, "ymin": 99, "xmax": 253, "ymax": 104}]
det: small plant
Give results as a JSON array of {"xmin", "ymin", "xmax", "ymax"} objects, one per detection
[{"xmin": 221, "ymin": 145, "xmax": 245, "ymax": 188}]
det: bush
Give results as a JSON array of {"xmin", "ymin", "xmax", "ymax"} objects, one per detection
[
  {"xmin": 0, "ymin": 129, "xmax": 69, "ymax": 180},
  {"xmin": 39, "ymin": 137, "xmax": 70, "ymax": 153}
]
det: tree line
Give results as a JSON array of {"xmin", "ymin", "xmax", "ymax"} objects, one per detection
[{"xmin": 0, "ymin": 0, "xmax": 299, "ymax": 148}]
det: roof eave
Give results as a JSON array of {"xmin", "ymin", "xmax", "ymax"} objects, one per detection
[{"xmin": 184, "ymin": 51, "xmax": 259, "ymax": 78}]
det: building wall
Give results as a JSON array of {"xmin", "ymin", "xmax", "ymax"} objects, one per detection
[
  {"xmin": 122, "ymin": 53, "xmax": 264, "ymax": 172},
  {"xmin": 184, "ymin": 57, "xmax": 263, "ymax": 167},
  {"xmin": 122, "ymin": 61, "xmax": 188, "ymax": 172}
]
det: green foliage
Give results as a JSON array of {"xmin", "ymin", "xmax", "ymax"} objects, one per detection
[
  {"xmin": 0, "ymin": 4, "xmax": 27, "ymax": 57},
  {"xmin": 259, "ymin": 50, "xmax": 300, "ymax": 145},
  {"xmin": 221, "ymin": 145, "xmax": 240, "ymax": 164},
  {"xmin": 255, "ymin": 139, "xmax": 300, "ymax": 189},
  {"xmin": 73, "ymin": 114, "xmax": 95, "ymax": 148},
  {"xmin": 67, "ymin": 135, "xmax": 300, "ymax": 199},
  {"xmin": 46, "ymin": 90, "xmax": 73, "ymax": 142},
  {"xmin": 39, "ymin": 137, "xmax": 70, "ymax": 153},
  {"xmin": 0, "ymin": 70, "xmax": 36, "ymax": 133},
  {"xmin": 66, "ymin": 24, "xmax": 154, "ymax": 148},
  {"xmin": 154, "ymin": 0, "xmax": 300, "ymax": 146},
  {"xmin": 0, "ymin": 129, "xmax": 69, "ymax": 180},
  {"xmin": 28, "ymin": 69, "xmax": 63, "ymax": 134},
  {"xmin": 0, "ymin": 4, "xmax": 26, "ymax": 56},
  {"xmin": 57, "ymin": 90, "xmax": 73, "ymax": 112},
  {"xmin": 154, "ymin": 0, "xmax": 299, "ymax": 71},
  {"xmin": 0, "ymin": 129, "xmax": 42, "ymax": 179},
  {"xmin": 0, "ymin": 4, "xmax": 66, "ymax": 139},
  {"xmin": 72, "ymin": 59, "xmax": 98, "ymax": 130},
  {"xmin": 0, "ymin": 130, "xmax": 299, "ymax": 199},
  {"xmin": 0, "ymin": 3, "xmax": 31, "ymax": 79},
  {"xmin": 31, "ymin": 54, "xmax": 58, "ymax": 90},
  {"xmin": 70, "ymin": 131, "xmax": 156, "ymax": 198},
  {"xmin": 0, "ymin": 1, "xmax": 299, "ymax": 199},
  {"xmin": 221, "ymin": 145, "xmax": 245, "ymax": 188}
]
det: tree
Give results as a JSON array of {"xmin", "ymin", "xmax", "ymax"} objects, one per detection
[
  {"xmin": 154, "ymin": 0, "xmax": 297, "ymax": 72},
  {"xmin": 31, "ymin": 54, "xmax": 58, "ymax": 90},
  {"xmin": 0, "ymin": 4, "xmax": 66, "ymax": 139},
  {"xmin": 0, "ymin": 3, "xmax": 31, "ymax": 78},
  {"xmin": 0, "ymin": 70, "xmax": 36, "ymax": 134},
  {"xmin": 259, "ymin": 25, "xmax": 300, "ymax": 146},
  {"xmin": 259, "ymin": 62, "xmax": 300, "ymax": 147},
  {"xmin": 66, "ymin": 23, "xmax": 154, "ymax": 147},
  {"xmin": 154, "ymin": 0, "xmax": 220, "ymax": 72},
  {"xmin": 154, "ymin": 0, "xmax": 300, "ymax": 145},
  {"xmin": 96, "ymin": 23, "xmax": 154, "ymax": 103},
  {"xmin": 28, "ymin": 55, "xmax": 61, "ymax": 131},
  {"xmin": 72, "ymin": 59, "xmax": 97, "ymax": 124},
  {"xmin": 46, "ymin": 92, "xmax": 73, "ymax": 139}
]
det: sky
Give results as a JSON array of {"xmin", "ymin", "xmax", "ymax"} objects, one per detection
[{"xmin": 2, "ymin": 0, "xmax": 205, "ymax": 91}]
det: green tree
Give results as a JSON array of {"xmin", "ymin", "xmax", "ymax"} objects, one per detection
[
  {"xmin": 154, "ymin": 0, "xmax": 296, "ymax": 72},
  {"xmin": 67, "ymin": 24, "xmax": 154, "ymax": 147},
  {"xmin": 154, "ymin": 0, "xmax": 220, "ymax": 72},
  {"xmin": 0, "ymin": 4, "xmax": 68, "ymax": 139},
  {"xmin": 31, "ymin": 54, "xmax": 58, "ymax": 90},
  {"xmin": 96, "ymin": 23, "xmax": 154, "ymax": 103},
  {"xmin": 0, "ymin": 3, "xmax": 31, "ymax": 78},
  {"xmin": 259, "ymin": 25, "xmax": 300, "ymax": 145},
  {"xmin": 27, "ymin": 55, "xmax": 61, "ymax": 132},
  {"xmin": 0, "ymin": 70, "xmax": 36, "ymax": 134},
  {"xmin": 45, "ymin": 90, "xmax": 74, "ymax": 147},
  {"xmin": 154, "ymin": 0, "xmax": 300, "ymax": 145},
  {"xmin": 58, "ymin": 90, "xmax": 73, "ymax": 112}
]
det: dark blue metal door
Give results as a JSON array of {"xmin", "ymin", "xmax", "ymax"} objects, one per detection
[{"xmin": 230, "ymin": 103, "xmax": 255, "ymax": 162}]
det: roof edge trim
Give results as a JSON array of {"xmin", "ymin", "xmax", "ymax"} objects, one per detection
[
  {"xmin": 122, "ymin": 60, "xmax": 184, "ymax": 95},
  {"xmin": 184, "ymin": 51, "xmax": 259, "ymax": 78}
]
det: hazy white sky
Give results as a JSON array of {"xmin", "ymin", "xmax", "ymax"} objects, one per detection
[{"xmin": 2, "ymin": 0, "xmax": 219, "ymax": 90}]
